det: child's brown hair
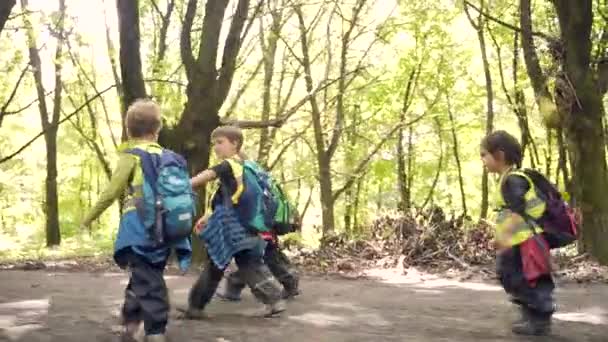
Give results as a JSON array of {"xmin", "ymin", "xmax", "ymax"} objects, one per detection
[
  {"xmin": 481, "ymin": 130, "xmax": 523, "ymax": 168},
  {"xmin": 125, "ymin": 99, "xmax": 162, "ymax": 138},
  {"xmin": 211, "ymin": 125, "xmax": 244, "ymax": 151}
]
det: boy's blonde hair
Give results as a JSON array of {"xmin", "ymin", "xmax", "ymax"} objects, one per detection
[
  {"xmin": 211, "ymin": 125, "xmax": 244, "ymax": 151},
  {"xmin": 126, "ymin": 99, "xmax": 162, "ymax": 138}
]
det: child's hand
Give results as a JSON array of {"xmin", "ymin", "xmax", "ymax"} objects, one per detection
[{"xmin": 194, "ymin": 214, "xmax": 209, "ymax": 234}]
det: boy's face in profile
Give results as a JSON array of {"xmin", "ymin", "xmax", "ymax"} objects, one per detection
[{"xmin": 213, "ymin": 136, "xmax": 238, "ymax": 159}]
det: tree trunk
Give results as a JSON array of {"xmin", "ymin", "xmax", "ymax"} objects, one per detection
[
  {"xmin": 21, "ymin": 0, "xmax": 65, "ymax": 246},
  {"xmin": 257, "ymin": 3, "xmax": 282, "ymax": 165},
  {"xmin": 397, "ymin": 126, "xmax": 408, "ymax": 211},
  {"xmin": 556, "ymin": 127, "xmax": 569, "ymax": 187},
  {"xmin": 466, "ymin": 1, "xmax": 494, "ymax": 219},
  {"xmin": 117, "ymin": 0, "xmax": 147, "ymax": 140},
  {"xmin": 553, "ymin": 0, "xmax": 608, "ymax": 263},
  {"xmin": 520, "ymin": 0, "xmax": 557, "ymax": 123},
  {"xmin": 447, "ymin": 96, "xmax": 467, "ymax": 216},
  {"xmin": 0, "ymin": 0, "xmax": 16, "ymax": 35},
  {"xmin": 406, "ymin": 125, "xmax": 414, "ymax": 207},
  {"xmin": 352, "ymin": 177, "xmax": 363, "ymax": 234},
  {"xmin": 421, "ymin": 118, "xmax": 444, "ymax": 209},
  {"xmin": 169, "ymin": 0, "xmax": 250, "ymax": 263}
]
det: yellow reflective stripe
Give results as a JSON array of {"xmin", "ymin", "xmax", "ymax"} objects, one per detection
[
  {"xmin": 496, "ymin": 209, "xmax": 543, "ymax": 246},
  {"xmin": 226, "ymin": 159, "xmax": 244, "ymax": 204}
]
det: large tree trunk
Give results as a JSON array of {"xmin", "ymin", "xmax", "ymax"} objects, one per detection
[
  {"xmin": 21, "ymin": 0, "xmax": 65, "ymax": 246},
  {"xmin": 117, "ymin": 0, "xmax": 147, "ymax": 140},
  {"xmin": 170, "ymin": 0, "xmax": 250, "ymax": 263},
  {"xmin": 553, "ymin": 0, "xmax": 608, "ymax": 264},
  {"xmin": 0, "ymin": 0, "xmax": 16, "ymax": 35}
]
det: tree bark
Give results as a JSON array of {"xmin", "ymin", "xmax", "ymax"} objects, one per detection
[
  {"xmin": 0, "ymin": 0, "xmax": 16, "ymax": 36},
  {"xmin": 117, "ymin": 0, "xmax": 147, "ymax": 141},
  {"xmin": 552, "ymin": 0, "xmax": 608, "ymax": 264},
  {"xmin": 520, "ymin": 0, "xmax": 558, "ymax": 124},
  {"xmin": 21, "ymin": 0, "xmax": 65, "ymax": 246},
  {"xmin": 447, "ymin": 95, "xmax": 467, "ymax": 216},
  {"xmin": 421, "ymin": 118, "xmax": 444, "ymax": 209},
  {"xmin": 257, "ymin": 1, "xmax": 282, "ymax": 165},
  {"xmin": 466, "ymin": 1, "xmax": 494, "ymax": 219},
  {"xmin": 168, "ymin": 0, "xmax": 251, "ymax": 263}
]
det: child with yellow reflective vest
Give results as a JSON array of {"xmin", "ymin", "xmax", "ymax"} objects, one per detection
[
  {"xmin": 480, "ymin": 131, "xmax": 554, "ymax": 336},
  {"xmin": 178, "ymin": 126, "xmax": 286, "ymax": 319}
]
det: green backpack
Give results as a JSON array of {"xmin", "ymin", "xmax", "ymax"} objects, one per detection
[{"xmin": 237, "ymin": 160, "xmax": 301, "ymax": 235}]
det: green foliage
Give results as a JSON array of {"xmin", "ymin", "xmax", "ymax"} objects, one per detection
[{"xmin": 1, "ymin": 0, "xmax": 598, "ymax": 257}]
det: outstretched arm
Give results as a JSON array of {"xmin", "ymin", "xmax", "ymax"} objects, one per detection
[
  {"xmin": 190, "ymin": 169, "xmax": 217, "ymax": 188},
  {"xmin": 81, "ymin": 154, "xmax": 136, "ymax": 227}
]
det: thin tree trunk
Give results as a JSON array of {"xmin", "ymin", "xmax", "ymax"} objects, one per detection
[
  {"xmin": 352, "ymin": 177, "xmax": 363, "ymax": 234},
  {"xmin": 257, "ymin": 1, "xmax": 282, "ymax": 165},
  {"xmin": 406, "ymin": 125, "xmax": 414, "ymax": 208},
  {"xmin": 421, "ymin": 118, "xmax": 444, "ymax": 209},
  {"xmin": 466, "ymin": 1, "xmax": 494, "ymax": 219},
  {"xmin": 447, "ymin": 95, "xmax": 467, "ymax": 216},
  {"xmin": 21, "ymin": 0, "xmax": 65, "ymax": 246},
  {"xmin": 117, "ymin": 0, "xmax": 147, "ymax": 141}
]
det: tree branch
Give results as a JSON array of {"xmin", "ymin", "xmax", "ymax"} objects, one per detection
[
  {"xmin": 326, "ymin": 0, "xmax": 368, "ymax": 160},
  {"xmin": 520, "ymin": 0, "xmax": 554, "ymax": 112},
  {"xmin": 224, "ymin": 57, "xmax": 264, "ymax": 118},
  {"xmin": 221, "ymin": 71, "xmax": 341, "ymax": 129},
  {"xmin": 180, "ymin": 0, "xmax": 197, "ymax": 81},
  {"xmin": 0, "ymin": 62, "xmax": 29, "ymax": 127},
  {"xmin": 331, "ymin": 110, "xmax": 432, "ymax": 202},
  {"xmin": 268, "ymin": 124, "xmax": 311, "ymax": 171},
  {"xmin": 0, "ymin": 0, "xmax": 16, "ymax": 35},
  {"xmin": 217, "ymin": 0, "xmax": 251, "ymax": 108},
  {"xmin": 0, "ymin": 85, "xmax": 116, "ymax": 164},
  {"xmin": 464, "ymin": 0, "xmax": 552, "ymax": 41},
  {"xmin": 198, "ymin": 0, "xmax": 230, "ymax": 75}
]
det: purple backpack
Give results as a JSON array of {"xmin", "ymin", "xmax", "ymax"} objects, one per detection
[{"xmin": 511, "ymin": 169, "xmax": 579, "ymax": 249}]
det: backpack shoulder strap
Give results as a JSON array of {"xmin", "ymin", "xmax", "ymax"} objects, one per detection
[{"xmin": 126, "ymin": 148, "xmax": 161, "ymax": 190}]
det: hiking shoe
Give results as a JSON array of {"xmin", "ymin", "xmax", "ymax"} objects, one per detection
[
  {"xmin": 121, "ymin": 320, "xmax": 143, "ymax": 342},
  {"xmin": 281, "ymin": 288, "xmax": 301, "ymax": 300},
  {"xmin": 511, "ymin": 318, "xmax": 551, "ymax": 336},
  {"xmin": 263, "ymin": 299, "xmax": 286, "ymax": 317},
  {"xmin": 145, "ymin": 334, "xmax": 167, "ymax": 342},
  {"xmin": 175, "ymin": 306, "xmax": 210, "ymax": 320}
]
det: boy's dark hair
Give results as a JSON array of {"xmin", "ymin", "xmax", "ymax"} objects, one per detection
[
  {"xmin": 481, "ymin": 130, "xmax": 523, "ymax": 168},
  {"xmin": 126, "ymin": 99, "xmax": 162, "ymax": 138},
  {"xmin": 211, "ymin": 125, "xmax": 244, "ymax": 151}
]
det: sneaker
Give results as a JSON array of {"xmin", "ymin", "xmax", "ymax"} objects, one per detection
[
  {"xmin": 121, "ymin": 320, "xmax": 142, "ymax": 342},
  {"xmin": 511, "ymin": 317, "xmax": 551, "ymax": 336},
  {"xmin": 281, "ymin": 288, "xmax": 301, "ymax": 300},
  {"xmin": 263, "ymin": 299, "xmax": 286, "ymax": 317}
]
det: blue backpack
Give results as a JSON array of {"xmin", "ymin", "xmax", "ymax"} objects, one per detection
[
  {"xmin": 127, "ymin": 148, "xmax": 196, "ymax": 245},
  {"xmin": 236, "ymin": 160, "xmax": 300, "ymax": 235}
]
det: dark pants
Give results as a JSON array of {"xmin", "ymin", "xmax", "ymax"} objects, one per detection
[
  {"xmin": 225, "ymin": 242, "xmax": 299, "ymax": 296},
  {"xmin": 497, "ymin": 246, "xmax": 554, "ymax": 319},
  {"xmin": 188, "ymin": 248, "xmax": 283, "ymax": 309},
  {"xmin": 121, "ymin": 252, "xmax": 169, "ymax": 335}
]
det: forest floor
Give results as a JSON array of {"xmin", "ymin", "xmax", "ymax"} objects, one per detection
[{"xmin": 0, "ymin": 266, "xmax": 606, "ymax": 342}]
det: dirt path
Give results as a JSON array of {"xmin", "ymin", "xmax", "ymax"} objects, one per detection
[{"xmin": 0, "ymin": 268, "xmax": 606, "ymax": 341}]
